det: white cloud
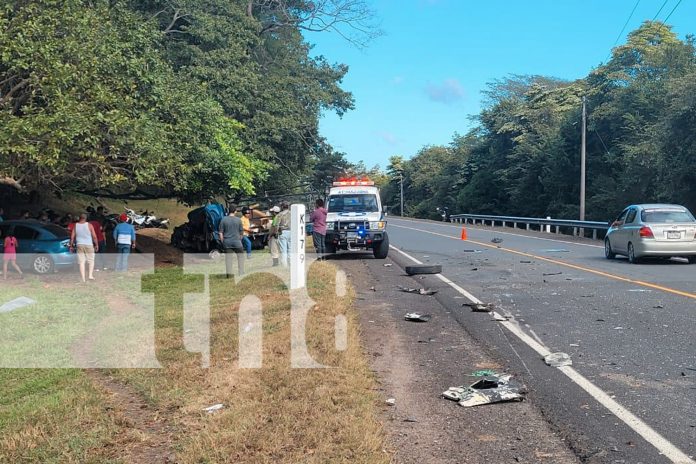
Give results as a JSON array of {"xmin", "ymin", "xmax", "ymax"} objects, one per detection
[
  {"xmin": 390, "ymin": 76, "xmax": 405, "ymax": 85},
  {"xmin": 425, "ymin": 78, "xmax": 465, "ymax": 104},
  {"xmin": 375, "ymin": 131, "xmax": 398, "ymax": 146}
]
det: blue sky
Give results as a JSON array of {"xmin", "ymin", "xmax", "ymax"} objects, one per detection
[{"xmin": 308, "ymin": 0, "xmax": 696, "ymax": 169}]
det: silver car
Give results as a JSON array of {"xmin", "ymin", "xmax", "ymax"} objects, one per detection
[{"xmin": 605, "ymin": 204, "xmax": 696, "ymax": 264}]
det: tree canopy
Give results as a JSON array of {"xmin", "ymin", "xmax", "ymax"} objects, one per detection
[
  {"xmin": 1, "ymin": 0, "xmax": 370, "ymax": 203},
  {"xmin": 384, "ymin": 21, "xmax": 696, "ymax": 220}
]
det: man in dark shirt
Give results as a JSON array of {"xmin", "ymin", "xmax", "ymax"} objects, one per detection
[{"xmin": 218, "ymin": 204, "xmax": 245, "ymax": 278}]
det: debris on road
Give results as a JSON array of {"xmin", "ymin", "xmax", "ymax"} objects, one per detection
[
  {"xmin": 0, "ymin": 296, "xmax": 37, "ymax": 314},
  {"xmin": 386, "ymin": 398, "xmax": 396, "ymax": 406},
  {"xmin": 470, "ymin": 369, "xmax": 497, "ymax": 377},
  {"xmin": 519, "ymin": 260, "xmax": 532, "ymax": 264},
  {"xmin": 398, "ymin": 286, "xmax": 438, "ymax": 295},
  {"xmin": 544, "ymin": 352, "xmax": 572, "ymax": 367},
  {"xmin": 202, "ymin": 404, "xmax": 224, "ymax": 413},
  {"xmin": 383, "ymin": 263, "xmax": 393, "ymax": 267},
  {"xmin": 653, "ymin": 304, "xmax": 664, "ymax": 309},
  {"xmin": 542, "ymin": 249, "xmax": 570, "ymax": 253},
  {"xmin": 403, "ymin": 418, "xmax": 418, "ymax": 423},
  {"xmin": 405, "ymin": 264, "xmax": 442, "ymax": 275},
  {"xmin": 462, "ymin": 249, "xmax": 483, "ymax": 253},
  {"xmin": 542, "ymin": 272, "xmax": 563, "ymax": 276},
  {"xmin": 370, "ymin": 286, "xmax": 376, "ymax": 292},
  {"xmin": 404, "ymin": 313, "xmax": 432, "ymax": 322},
  {"xmin": 492, "ymin": 313, "xmax": 509, "ymax": 321},
  {"xmin": 443, "ymin": 373, "xmax": 525, "ymax": 407},
  {"xmin": 491, "ymin": 237, "xmax": 503, "ymax": 244},
  {"xmin": 463, "ymin": 302, "xmax": 495, "ymax": 312}
]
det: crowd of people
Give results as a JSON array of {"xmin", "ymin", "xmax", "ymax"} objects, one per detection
[
  {"xmin": 0, "ymin": 204, "xmax": 137, "ymax": 281},
  {"xmin": 217, "ymin": 200, "xmax": 328, "ymax": 279},
  {"xmin": 2, "ymin": 198, "xmax": 329, "ymax": 281}
]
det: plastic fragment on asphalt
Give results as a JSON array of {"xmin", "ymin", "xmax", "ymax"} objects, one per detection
[
  {"xmin": 491, "ymin": 237, "xmax": 503, "ymax": 244},
  {"xmin": 386, "ymin": 398, "xmax": 396, "ymax": 406},
  {"xmin": 383, "ymin": 263, "xmax": 393, "ymax": 267},
  {"xmin": 463, "ymin": 302, "xmax": 495, "ymax": 312},
  {"xmin": 492, "ymin": 313, "xmax": 508, "ymax": 321},
  {"xmin": 542, "ymin": 249, "xmax": 570, "ymax": 253},
  {"xmin": 404, "ymin": 313, "xmax": 432, "ymax": 322},
  {"xmin": 462, "ymin": 249, "xmax": 483, "ymax": 253},
  {"xmin": 203, "ymin": 404, "xmax": 224, "ymax": 413},
  {"xmin": 443, "ymin": 373, "xmax": 525, "ymax": 407},
  {"xmin": 544, "ymin": 352, "xmax": 572, "ymax": 367},
  {"xmin": 470, "ymin": 369, "xmax": 497, "ymax": 377},
  {"xmin": 542, "ymin": 272, "xmax": 563, "ymax": 276},
  {"xmin": 398, "ymin": 286, "xmax": 438, "ymax": 295},
  {"xmin": 0, "ymin": 297, "xmax": 37, "ymax": 314}
]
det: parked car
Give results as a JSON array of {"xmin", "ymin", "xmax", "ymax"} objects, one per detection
[
  {"xmin": 0, "ymin": 220, "xmax": 75, "ymax": 274},
  {"xmin": 604, "ymin": 204, "xmax": 696, "ymax": 264}
]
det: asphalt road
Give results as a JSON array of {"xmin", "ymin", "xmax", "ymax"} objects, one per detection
[{"xmin": 384, "ymin": 217, "xmax": 696, "ymax": 464}]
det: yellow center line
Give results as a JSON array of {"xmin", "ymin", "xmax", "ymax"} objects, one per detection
[{"xmin": 390, "ymin": 223, "xmax": 696, "ymax": 301}]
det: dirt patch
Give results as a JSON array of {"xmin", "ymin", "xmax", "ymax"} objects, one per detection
[
  {"xmin": 136, "ymin": 229, "xmax": 183, "ymax": 267},
  {"xmin": 86, "ymin": 370, "xmax": 177, "ymax": 464}
]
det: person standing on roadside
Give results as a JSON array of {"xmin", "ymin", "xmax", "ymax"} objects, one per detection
[
  {"xmin": 276, "ymin": 201, "xmax": 291, "ymax": 267},
  {"xmin": 3, "ymin": 231, "xmax": 23, "ymax": 279},
  {"xmin": 89, "ymin": 217, "xmax": 107, "ymax": 270},
  {"xmin": 219, "ymin": 204, "xmax": 245, "ymax": 278},
  {"xmin": 310, "ymin": 199, "xmax": 328, "ymax": 260},
  {"xmin": 70, "ymin": 213, "xmax": 98, "ymax": 282},
  {"xmin": 240, "ymin": 207, "xmax": 253, "ymax": 259},
  {"xmin": 268, "ymin": 206, "xmax": 281, "ymax": 266},
  {"xmin": 113, "ymin": 213, "xmax": 136, "ymax": 272}
]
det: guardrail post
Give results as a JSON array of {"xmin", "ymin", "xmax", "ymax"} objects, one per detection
[
  {"xmin": 526, "ymin": 223, "xmax": 530, "ymax": 231},
  {"xmin": 555, "ymin": 225, "xmax": 559, "ymax": 234},
  {"xmin": 573, "ymin": 227, "xmax": 578, "ymax": 236},
  {"xmin": 592, "ymin": 229, "xmax": 597, "ymax": 240},
  {"xmin": 546, "ymin": 216, "xmax": 551, "ymax": 233}
]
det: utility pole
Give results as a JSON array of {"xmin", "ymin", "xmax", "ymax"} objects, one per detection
[
  {"xmin": 580, "ymin": 96, "xmax": 587, "ymax": 223},
  {"xmin": 399, "ymin": 171, "xmax": 404, "ymax": 217}
]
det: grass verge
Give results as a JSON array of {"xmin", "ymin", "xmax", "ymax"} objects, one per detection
[{"xmin": 0, "ymin": 259, "xmax": 388, "ymax": 463}]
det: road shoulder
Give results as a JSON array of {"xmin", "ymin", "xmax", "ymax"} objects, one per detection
[{"xmin": 338, "ymin": 254, "xmax": 580, "ymax": 464}]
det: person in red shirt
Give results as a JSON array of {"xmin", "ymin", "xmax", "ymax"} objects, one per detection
[
  {"xmin": 3, "ymin": 233, "xmax": 23, "ymax": 279},
  {"xmin": 89, "ymin": 218, "xmax": 107, "ymax": 270}
]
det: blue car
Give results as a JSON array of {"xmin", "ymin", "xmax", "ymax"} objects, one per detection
[{"xmin": 0, "ymin": 220, "xmax": 75, "ymax": 274}]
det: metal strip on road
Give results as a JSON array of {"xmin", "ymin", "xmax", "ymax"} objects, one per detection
[
  {"xmin": 389, "ymin": 243, "xmax": 696, "ymax": 464},
  {"xmin": 390, "ymin": 222, "xmax": 696, "ymax": 301}
]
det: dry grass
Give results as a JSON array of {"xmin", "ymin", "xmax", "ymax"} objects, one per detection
[{"xmin": 109, "ymin": 262, "xmax": 389, "ymax": 463}]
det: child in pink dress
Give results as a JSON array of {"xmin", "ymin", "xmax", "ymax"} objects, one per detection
[{"xmin": 3, "ymin": 234, "xmax": 23, "ymax": 279}]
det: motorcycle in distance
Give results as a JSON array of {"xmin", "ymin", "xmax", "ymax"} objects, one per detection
[
  {"xmin": 124, "ymin": 208, "xmax": 170, "ymax": 229},
  {"xmin": 436, "ymin": 207, "xmax": 451, "ymax": 222}
]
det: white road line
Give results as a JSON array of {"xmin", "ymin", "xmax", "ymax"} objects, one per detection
[
  {"xmin": 389, "ymin": 245, "xmax": 696, "ymax": 464},
  {"xmin": 390, "ymin": 218, "xmax": 604, "ymax": 249}
]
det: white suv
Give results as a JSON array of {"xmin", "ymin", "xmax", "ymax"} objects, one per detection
[{"xmin": 324, "ymin": 179, "xmax": 389, "ymax": 259}]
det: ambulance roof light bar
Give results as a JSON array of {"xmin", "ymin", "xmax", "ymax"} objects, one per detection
[{"xmin": 332, "ymin": 177, "xmax": 374, "ymax": 187}]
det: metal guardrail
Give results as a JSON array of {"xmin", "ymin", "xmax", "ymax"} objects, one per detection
[{"xmin": 449, "ymin": 213, "xmax": 610, "ymax": 240}]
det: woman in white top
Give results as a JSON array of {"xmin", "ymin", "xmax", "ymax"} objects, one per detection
[{"xmin": 70, "ymin": 213, "xmax": 99, "ymax": 282}]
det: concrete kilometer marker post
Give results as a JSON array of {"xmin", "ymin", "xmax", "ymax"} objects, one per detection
[{"xmin": 290, "ymin": 204, "xmax": 306, "ymax": 290}]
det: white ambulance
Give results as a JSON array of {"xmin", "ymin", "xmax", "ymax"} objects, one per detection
[{"xmin": 324, "ymin": 178, "xmax": 389, "ymax": 258}]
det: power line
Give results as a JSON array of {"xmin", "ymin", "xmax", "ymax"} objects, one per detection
[
  {"xmin": 605, "ymin": 0, "xmax": 641, "ymax": 62},
  {"xmin": 652, "ymin": 0, "xmax": 669, "ymax": 20},
  {"xmin": 663, "ymin": 0, "xmax": 683, "ymax": 23},
  {"xmin": 612, "ymin": 0, "xmax": 641, "ymax": 48}
]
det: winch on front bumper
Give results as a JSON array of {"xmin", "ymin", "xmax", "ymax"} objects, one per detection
[{"xmin": 326, "ymin": 220, "xmax": 385, "ymax": 250}]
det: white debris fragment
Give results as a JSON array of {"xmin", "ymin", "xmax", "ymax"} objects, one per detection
[
  {"xmin": 544, "ymin": 352, "xmax": 572, "ymax": 367},
  {"xmin": 203, "ymin": 404, "xmax": 224, "ymax": 413}
]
